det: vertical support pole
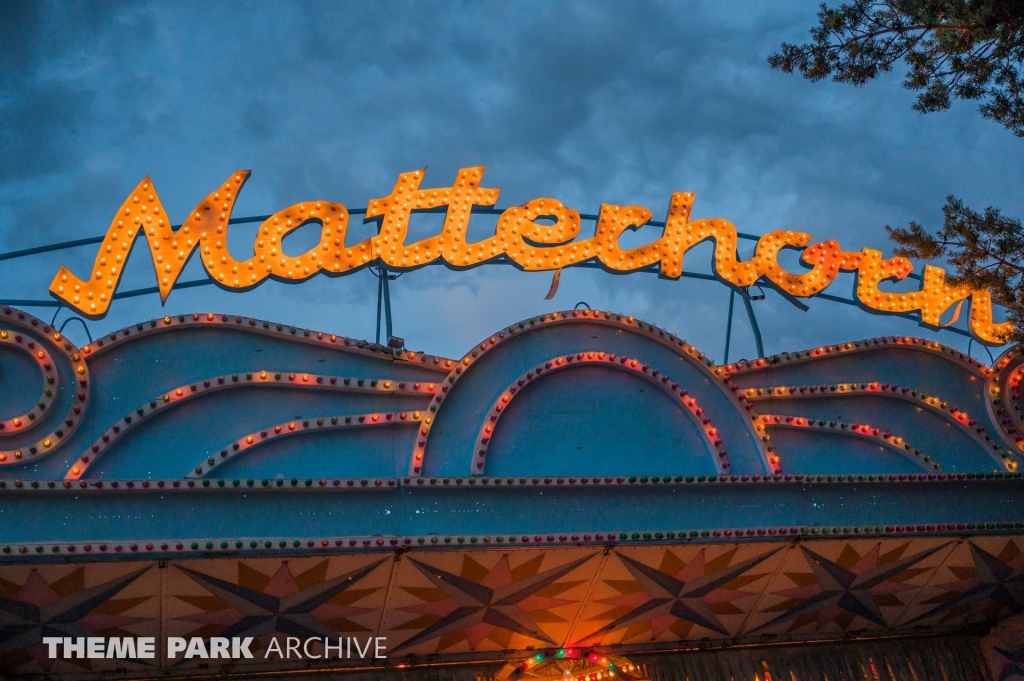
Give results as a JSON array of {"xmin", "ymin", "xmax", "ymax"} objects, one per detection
[
  {"xmin": 381, "ymin": 266, "xmax": 393, "ymax": 341},
  {"xmin": 158, "ymin": 559, "xmax": 167, "ymax": 669},
  {"xmin": 724, "ymin": 289, "xmax": 736, "ymax": 364},
  {"xmin": 375, "ymin": 270, "xmax": 383, "ymax": 346},
  {"xmin": 740, "ymin": 289, "xmax": 765, "ymax": 359}
]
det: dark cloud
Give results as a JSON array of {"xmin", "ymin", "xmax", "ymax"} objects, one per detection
[
  {"xmin": 0, "ymin": 0, "xmax": 1021, "ymax": 361},
  {"xmin": 0, "ymin": 82, "xmax": 94, "ymax": 182}
]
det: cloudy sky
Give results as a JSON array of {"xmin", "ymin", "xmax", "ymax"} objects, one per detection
[{"xmin": 1, "ymin": 1, "xmax": 1022, "ymax": 363}]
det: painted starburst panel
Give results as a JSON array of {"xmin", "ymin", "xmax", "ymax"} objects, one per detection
[
  {"xmin": 382, "ymin": 549, "xmax": 601, "ymax": 655},
  {"xmin": 570, "ymin": 543, "xmax": 786, "ymax": 646},
  {"xmin": 165, "ymin": 556, "xmax": 392, "ymax": 667},
  {"xmin": 898, "ymin": 537, "xmax": 1024, "ymax": 629},
  {"xmin": 980, "ymin": 612, "xmax": 1024, "ymax": 681},
  {"xmin": 0, "ymin": 562, "xmax": 160, "ymax": 676},
  {"xmin": 743, "ymin": 538, "xmax": 956, "ymax": 637}
]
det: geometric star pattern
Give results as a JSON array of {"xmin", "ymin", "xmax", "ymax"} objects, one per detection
[
  {"xmin": 904, "ymin": 538, "xmax": 1024, "ymax": 627},
  {"xmin": 385, "ymin": 550, "xmax": 599, "ymax": 654},
  {"xmin": 746, "ymin": 539, "xmax": 954, "ymax": 636},
  {"xmin": 578, "ymin": 546, "xmax": 783, "ymax": 644},
  {"xmin": 993, "ymin": 645, "xmax": 1024, "ymax": 681},
  {"xmin": 0, "ymin": 565, "xmax": 158, "ymax": 675},
  {"xmin": 168, "ymin": 557, "xmax": 391, "ymax": 663},
  {"xmin": 7, "ymin": 537, "xmax": 1024, "ymax": 676}
]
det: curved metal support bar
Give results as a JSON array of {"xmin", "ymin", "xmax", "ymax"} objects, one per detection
[
  {"xmin": 186, "ymin": 411, "xmax": 423, "ymax": 479},
  {"xmin": 66, "ymin": 370, "xmax": 437, "ymax": 479},
  {"xmin": 0, "ymin": 280, "xmax": 217, "ymax": 309},
  {"xmin": 757, "ymin": 413, "xmax": 941, "ymax": 473},
  {"xmin": 814, "ymin": 293, "xmax": 973, "ymax": 340},
  {"xmin": 755, "ymin": 276, "xmax": 809, "ymax": 312},
  {"xmin": 462, "ymin": 352, "xmax": 737, "ymax": 477},
  {"xmin": 0, "ymin": 213, "xmax": 299, "ymax": 262},
  {"xmin": 967, "ymin": 339, "xmax": 995, "ymax": 364},
  {"xmin": 58, "ymin": 317, "xmax": 92, "ymax": 343}
]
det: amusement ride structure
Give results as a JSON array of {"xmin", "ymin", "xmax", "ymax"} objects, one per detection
[{"xmin": 0, "ymin": 168, "xmax": 1022, "ymax": 680}]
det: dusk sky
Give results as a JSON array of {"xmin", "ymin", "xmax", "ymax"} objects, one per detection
[{"xmin": 2, "ymin": 1, "xmax": 1022, "ymax": 363}]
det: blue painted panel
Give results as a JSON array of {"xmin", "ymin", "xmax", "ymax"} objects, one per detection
[
  {"xmin": 0, "ymin": 344, "xmax": 41, "ymax": 417},
  {"xmin": 766, "ymin": 428, "xmax": 924, "ymax": 475},
  {"xmin": 87, "ymin": 388, "xmax": 430, "ymax": 479},
  {"xmin": 424, "ymin": 321, "xmax": 764, "ymax": 476},
  {"xmin": 486, "ymin": 365, "xmax": 717, "ymax": 476},
  {"xmin": 4, "ymin": 303, "xmax": 1019, "ymax": 557},
  {"xmin": 1, "ymin": 480, "xmax": 1022, "ymax": 545},
  {"xmin": 759, "ymin": 396, "xmax": 993, "ymax": 472},
  {"xmin": 10, "ymin": 325, "xmax": 446, "ymax": 479},
  {"xmin": 0, "ymin": 341, "xmax": 77, "ymax": 453},
  {"xmin": 213, "ymin": 428, "xmax": 419, "ymax": 480},
  {"xmin": 732, "ymin": 347, "xmax": 988, "ymax": 417}
]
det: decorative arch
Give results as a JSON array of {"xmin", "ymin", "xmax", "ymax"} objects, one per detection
[
  {"xmin": 409, "ymin": 308, "xmax": 770, "ymax": 476},
  {"xmin": 429, "ymin": 351, "xmax": 737, "ymax": 477}
]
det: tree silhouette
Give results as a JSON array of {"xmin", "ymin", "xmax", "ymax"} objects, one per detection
[{"xmin": 771, "ymin": 1, "xmax": 1024, "ymax": 344}]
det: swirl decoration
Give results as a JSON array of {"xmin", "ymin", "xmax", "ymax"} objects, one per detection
[
  {"xmin": 66, "ymin": 371, "xmax": 438, "ymax": 479},
  {"xmin": 0, "ymin": 302, "xmax": 1015, "ymax": 479},
  {"xmin": 756, "ymin": 413, "xmax": 942, "ymax": 472},
  {"xmin": 468, "ymin": 352, "xmax": 737, "ymax": 476},
  {"xmin": 0, "ymin": 307, "xmax": 90, "ymax": 465},
  {"xmin": 743, "ymin": 381, "xmax": 1017, "ymax": 470},
  {"xmin": 410, "ymin": 307, "xmax": 772, "ymax": 477},
  {"xmin": 0, "ymin": 329, "xmax": 59, "ymax": 433},
  {"xmin": 187, "ymin": 411, "xmax": 424, "ymax": 478}
]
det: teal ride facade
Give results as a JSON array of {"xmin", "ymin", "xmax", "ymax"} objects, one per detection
[{"xmin": 2, "ymin": 301, "xmax": 1024, "ymax": 680}]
